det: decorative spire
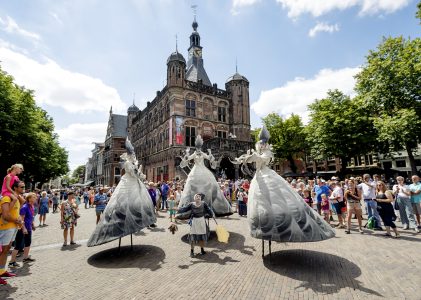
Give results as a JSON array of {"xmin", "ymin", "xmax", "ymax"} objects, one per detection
[
  {"xmin": 133, "ymin": 92, "xmax": 136, "ymax": 105},
  {"xmin": 175, "ymin": 34, "xmax": 178, "ymax": 52},
  {"xmin": 110, "ymin": 106, "xmax": 113, "ymax": 114},
  {"xmin": 236, "ymin": 57, "xmax": 238, "ymax": 73}
]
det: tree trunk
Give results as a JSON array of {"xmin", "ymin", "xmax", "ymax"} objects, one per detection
[
  {"xmin": 406, "ymin": 143, "xmax": 418, "ymax": 176},
  {"xmin": 339, "ymin": 156, "xmax": 348, "ymax": 179},
  {"xmin": 288, "ymin": 154, "xmax": 297, "ymax": 174}
]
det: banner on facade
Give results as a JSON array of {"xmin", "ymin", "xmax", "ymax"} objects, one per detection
[
  {"xmin": 169, "ymin": 117, "xmax": 173, "ymax": 145},
  {"xmin": 175, "ymin": 116, "xmax": 184, "ymax": 145}
]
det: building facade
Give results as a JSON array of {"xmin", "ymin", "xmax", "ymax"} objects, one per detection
[
  {"xmin": 103, "ymin": 108, "xmax": 127, "ymax": 187},
  {"xmin": 128, "ymin": 18, "xmax": 252, "ymax": 181}
]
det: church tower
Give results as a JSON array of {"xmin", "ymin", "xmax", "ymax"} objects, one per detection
[
  {"xmin": 225, "ymin": 67, "xmax": 251, "ymax": 142},
  {"xmin": 166, "ymin": 43, "xmax": 186, "ymax": 88},
  {"xmin": 185, "ymin": 16, "xmax": 212, "ymax": 86}
]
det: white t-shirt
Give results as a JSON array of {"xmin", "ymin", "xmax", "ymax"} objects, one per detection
[
  {"xmin": 331, "ymin": 186, "xmax": 344, "ymax": 202},
  {"xmin": 358, "ymin": 181, "xmax": 376, "ymax": 200},
  {"xmin": 393, "ymin": 184, "xmax": 411, "ymax": 198}
]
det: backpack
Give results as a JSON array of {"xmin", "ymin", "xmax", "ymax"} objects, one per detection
[{"xmin": 366, "ymin": 216, "xmax": 377, "ymax": 229}]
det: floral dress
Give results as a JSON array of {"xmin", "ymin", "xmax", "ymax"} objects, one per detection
[{"xmin": 62, "ymin": 200, "xmax": 77, "ymax": 229}]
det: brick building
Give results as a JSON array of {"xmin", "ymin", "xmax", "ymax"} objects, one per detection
[
  {"xmin": 128, "ymin": 17, "xmax": 252, "ymax": 181},
  {"xmin": 103, "ymin": 108, "xmax": 127, "ymax": 186}
]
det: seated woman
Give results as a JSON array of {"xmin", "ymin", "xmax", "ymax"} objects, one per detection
[{"xmin": 178, "ymin": 193, "xmax": 214, "ymax": 257}]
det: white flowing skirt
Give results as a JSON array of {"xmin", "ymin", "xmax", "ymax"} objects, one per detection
[{"xmin": 248, "ymin": 166, "xmax": 335, "ymax": 242}]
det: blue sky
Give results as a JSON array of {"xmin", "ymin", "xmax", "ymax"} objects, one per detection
[{"xmin": 0, "ymin": 0, "xmax": 419, "ymax": 170}]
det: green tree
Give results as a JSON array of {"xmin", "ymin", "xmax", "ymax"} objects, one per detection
[
  {"xmin": 417, "ymin": 1, "xmax": 421, "ymax": 24},
  {"xmin": 305, "ymin": 90, "xmax": 377, "ymax": 176},
  {"xmin": 355, "ymin": 36, "xmax": 421, "ymax": 175},
  {"xmin": 262, "ymin": 113, "xmax": 308, "ymax": 174},
  {"xmin": 0, "ymin": 66, "xmax": 69, "ymax": 184},
  {"xmin": 72, "ymin": 165, "xmax": 86, "ymax": 182}
]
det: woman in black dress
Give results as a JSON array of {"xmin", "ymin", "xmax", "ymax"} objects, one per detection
[{"xmin": 376, "ymin": 181, "xmax": 399, "ymax": 238}]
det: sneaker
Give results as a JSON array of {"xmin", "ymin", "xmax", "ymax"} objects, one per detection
[
  {"xmin": 200, "ymin": 248, "xmax": 206, "ymax": 255},
  {"xmin": 0, "ymin": 278, "xmax": 7, "ymax": 285},
  {"xmin": 345, "ymin": 230, "xmax": 351, "ymax": 234},
  {"xmin": 415, "ymin": 228, "xmax": 420, "ymax": 233},
  {"xmin": 1, "ymin": 271, "xmax": 16, "ymax": 278},
  {"xmin": 23, "ymin": 256, "xmax": 36, "ymax": 262},
  {"xmin": 8, "ymin": 261, "xmax": 19, "ymax": 268},
  {"xmin": 403, "ymin": 224, "xmax": 409, "ymax": 230},
  {"xmin": 70, "ymin": 241, "xmax": 76, "ymax": 245},
  {"xmin": 62, "ymin": 242, "xmax": 67, "ymax": 247},
  {"xmin": 150, "ymin": 224, "xmax": 157, "ymax": 228},
  {"xmin": 358, "ymin": 228, "xmax": 364, "ymax": 234}
]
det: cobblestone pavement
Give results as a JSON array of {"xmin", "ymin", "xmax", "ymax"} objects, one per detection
[{"xmin": 1, "ymin": 205, "xmax": 421, "ymax": 300}]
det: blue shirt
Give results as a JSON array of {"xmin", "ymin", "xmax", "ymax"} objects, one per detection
[
  {"xmin": 94, "ymin": 193, "xmax": 108, "ymax": 211},
  {"xmin": 161, "ymin": 184, "xmax": 169, "ymax": 197},
  {"xmin": 314, "ymin": 185, "xmax": 331, "ymax": 203},
  {"xmin": 409, "ymin": 182, "xmax": 421, "ymax": 203},
  {"xmin": 20, "ymin": 203, "xmax": 34, "ymax": 232}
]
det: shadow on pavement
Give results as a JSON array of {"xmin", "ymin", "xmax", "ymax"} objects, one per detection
[
  {"xmin": 87, "ymin": 245, "xmax": 165, "ymax": 271},
  {"xmin": 60, "ymin": 243, "xmax": 82, "ymax": 251},
  {"xmin": 14, "ymin": 263, "xmax": 32, "ymax": 277},
  {"xmin": 181, "ymin": 231, "xmax": 256, "ymax": 256},
  {"xmin": 178, "ymin": 251, "xmax": 240, "ymax": 269},
  {"xmin": 0, "ymin": 285, "xmax": 17, "ymax": 300},
  {"xmin": 263, "ymin": 249, "xmax": 383, "ymax": 297}
]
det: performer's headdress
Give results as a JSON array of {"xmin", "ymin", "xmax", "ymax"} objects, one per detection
[
  {"xmin": 259, "ymin": 125, "xmax": 270, "ymax": 144},
  {"xmin": 195, "ymin": 135, "xmax": 203, "ymax": 149},
  {"xmin": 120, "ymin": 138, "xmax": 136, "ymax": 162}
]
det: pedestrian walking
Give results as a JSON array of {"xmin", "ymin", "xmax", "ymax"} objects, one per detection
[
  {"xmin": 38, "ymin": 191, "xmax": 49, "ymax": 226},
  {"xmin": 60, "ymin": 191, "xmax": 79, "ymax": 246}
]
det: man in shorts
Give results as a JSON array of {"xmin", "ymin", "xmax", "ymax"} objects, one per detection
[
  {"xmin": 0, "ymin": 181, "xmax": 25, "ymax": 284},
  {"xmin": 94, "ymin": 187, "xmax": 108, "ymax": 224}
]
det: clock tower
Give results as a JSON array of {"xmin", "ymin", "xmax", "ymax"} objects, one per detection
[{"xmin": 186, "ymin": 16, "xmax": 211, "ymax": 86}]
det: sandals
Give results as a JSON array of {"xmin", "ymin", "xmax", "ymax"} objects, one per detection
[{"xmin": 23, "ymin": 256, "xmax": 36, "ymax": 262}]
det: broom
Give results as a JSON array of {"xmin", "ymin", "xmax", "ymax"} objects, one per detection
[{"xmin": 213, "ymin": 217, "xmax": 229, "ymax": 243}]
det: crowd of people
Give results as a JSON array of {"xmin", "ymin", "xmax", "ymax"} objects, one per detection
[{"xmin": 1, "ymin": 161, "xmax": 421, "ymax": 285}]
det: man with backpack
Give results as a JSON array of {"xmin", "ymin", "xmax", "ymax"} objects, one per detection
[{"xmin": 358, "ymin": 174, "xmax": 382, "ymax": 230}]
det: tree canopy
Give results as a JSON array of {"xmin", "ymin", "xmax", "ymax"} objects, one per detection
[
  {"xmin": 262, "ymin": 113, "xmax": 308, "ymax": 173},
  {"xmin": 305, "ymin": 90, "xmax": 377, "ymax": 175},
  {"xmin": 0, "ymin": 66, "xmax": 69, "ymax": 185},
  {"xmin": 417, "ymin": 1, "xmax": 421, "ymax": 24},
  {"xmin": 355, "ymin": 36, "xmax": 421, "ymax": 174}
]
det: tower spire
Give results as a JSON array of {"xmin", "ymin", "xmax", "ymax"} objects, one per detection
[
  {"xmin": 175, "ymin": 34, "xmax": 178, "ymax": 52},
  {"xmin": 236, "ymin": 57, "xmax": 238, "ymax": 73},
  {"xmin": 133, "ymin": 92, "xmax": 136, "ymax": 105},
  {"xmin": 191, "ymin": 4, "xmax": 198, "ymax": 31}
]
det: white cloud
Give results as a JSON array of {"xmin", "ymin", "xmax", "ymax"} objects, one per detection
[
  {"xmin": 0, "ymin": 46, "xmax": 126, "ymax": 114},
  {"xmin": 308, "ymin": 22, "xmax": 339, "ymax": 37},
  {"xmin": 251, "ymin": 67, "xmax": 360, "ymax": 124},
  {"xmin": 231, "ymin": 0, "xmax": 261, "ymax": 15},
  {"xmin": 49, "ymin": 12, "xmax": 63, "ymax": 25},
  {"xmin": 276, "ymin": 0, "xmax": 410, "ymax": 18},
  {"xmin": 0, "ymin": 15, "xmax": 41, "ymax": 41},
  {"xmin": 56, "ymin": 122, "xmax": 107, "ymax": 170}
]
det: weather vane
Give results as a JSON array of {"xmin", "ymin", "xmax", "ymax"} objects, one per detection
[{"xmin": 191, "ymin": 4, "xmax": 197, "ymax": 20}]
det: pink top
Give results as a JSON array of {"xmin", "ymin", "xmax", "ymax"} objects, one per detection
[{"xmin": 1, "ymin": 174, "xmax": 19, "ymax": 197}]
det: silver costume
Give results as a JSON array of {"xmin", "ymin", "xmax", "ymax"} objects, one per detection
[
  {"xmin": 177, "ymin": 135, "xmax": 233, "ymax": 219},
  {"xmin": 238, "ymin": 126, "xmax": 335, "ymax": 242},
  {"xmin": 87, "ymin": 139, "xmax": 157, "ymax": 247}
]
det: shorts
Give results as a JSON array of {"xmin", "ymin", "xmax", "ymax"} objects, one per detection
[
  {"xmin": 0, "ymin": 228, "xmax": 18, "ymax": 246},
  {"xmin": 332, "ymin": 202, "xmax": 345, "ymax": 215},
  {"xmin": 347, "ymin": 201, "xmax": 362, "ymax": 211},
  {"xmin": 412, "ymin": 203, "xmax": 421, "ymax": 214},
  {"xmin": 14, "ymin": 229, "xmax": 32, "ymax": 251},
  {"xmin": 96, "ymin": 209, "xmax": 105, "ymax": 216}
]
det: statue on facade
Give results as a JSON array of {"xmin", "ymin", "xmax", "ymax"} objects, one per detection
[
  {"xmin": 176, "ymin": 135, "xmax": 233, "ymax": 219},
  {"xmin": 235, "ymin": 126, "xmax": 335, "ymax": 245},
  {"xmin": 87, "ymin": 138, "xmax": 157, "ymax": 247}
]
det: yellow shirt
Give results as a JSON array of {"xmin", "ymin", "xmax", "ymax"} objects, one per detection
[{"xmin": 0, "ymin": 196, "xmax": 20, "ymax": 230}]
